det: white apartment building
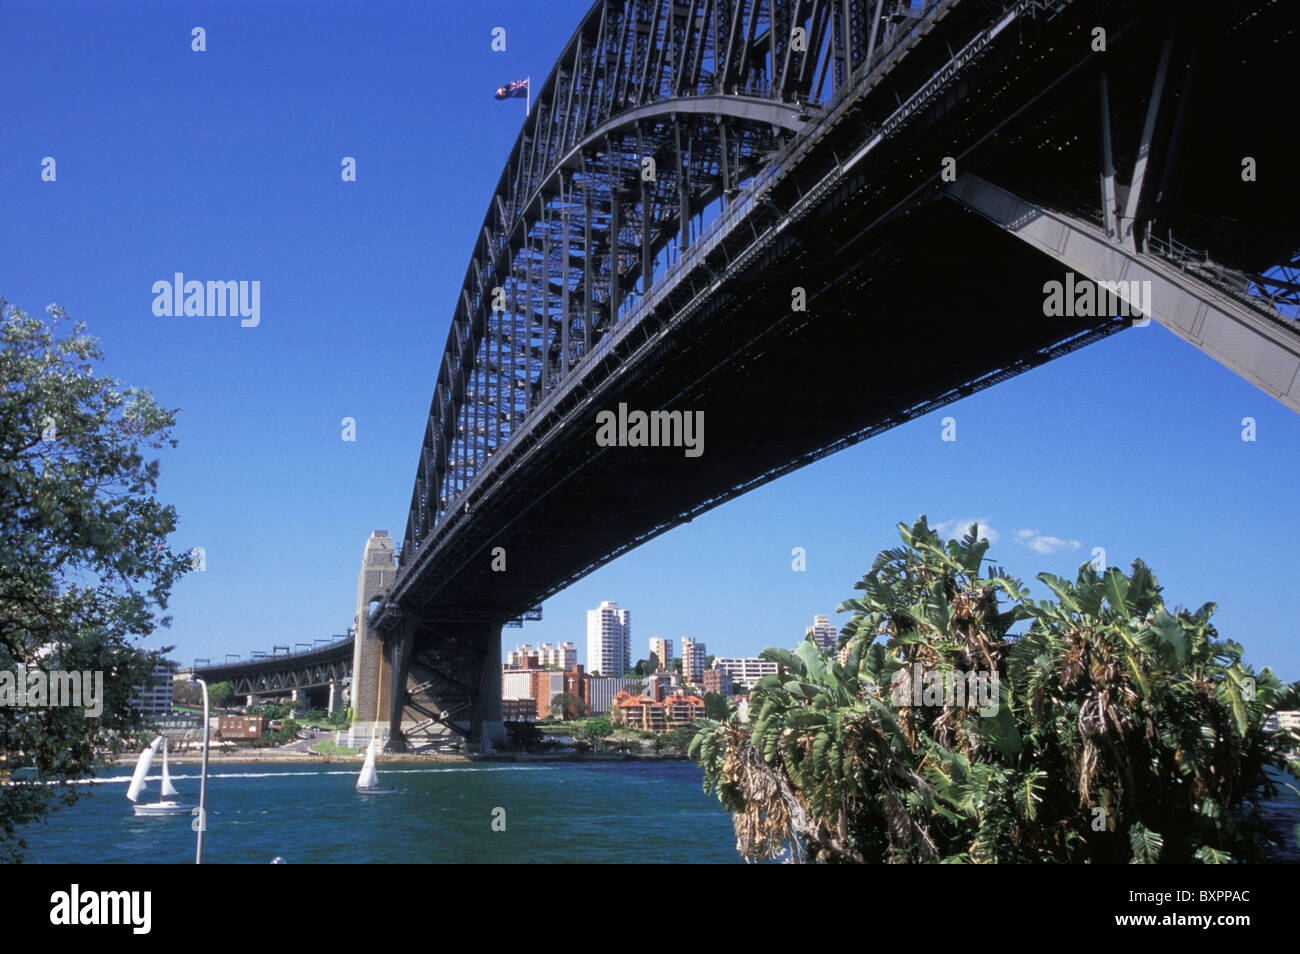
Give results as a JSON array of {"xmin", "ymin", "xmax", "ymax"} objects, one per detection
[
  {"xmin": 131, "ymin": 659, "xmax": 175, "ymax": 718},
  {"xmin": 587, "ymin": 600, "xmax": 630, "ymax": 677},
  {"xmin": 538, "ymin": 641, "xmax": 577, "ymax": 669},
  {"xmin": 714, "ymin": 657, "xmax": 780, "ymax": 693},
  {"xmin": 1270, "ymin": 710, "xmax": 1300, "ymax": 734},
  {"xmin": 506, "ymin": 644, "xmax": 535, "ymax": 667}
]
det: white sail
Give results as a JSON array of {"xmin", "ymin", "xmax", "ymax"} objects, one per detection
[
  {"xmin": 126, "ymin": 736, "xmax": 163, "ymax": 803},
  {"xmin": 160, "ymin": 741, "xmax": 179, "ymax": 798},
  {"xmin": 357, "ymin": 737, "xmax": 380, "ymax": 790}
]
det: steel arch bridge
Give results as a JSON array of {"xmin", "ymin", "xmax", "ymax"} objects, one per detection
[
  {"xmin": 355, "ymin": 0, "xmax": 1300, "ymax": 749},
  {"xmin": 191, "ymin": 638, "xmax": 353, "ymax": 706}
]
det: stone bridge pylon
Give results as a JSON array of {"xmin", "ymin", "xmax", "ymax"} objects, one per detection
[{"xmin": 347, "ymin": 530, "xmax": 398, "ymax": 746}]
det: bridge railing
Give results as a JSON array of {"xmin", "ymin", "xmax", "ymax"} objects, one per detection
[
  {"xmin": 193, "ymin": 635, "xmax": 353, "ymax": 674},
  {"xmin": 1148, "ymin": 232, "xmax": 1300, "ymax": 321}
]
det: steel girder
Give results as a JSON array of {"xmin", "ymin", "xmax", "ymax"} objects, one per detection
[
  {"xmin": 222, "ymin": 658, "xmax": 349, "ymax": 698},
  {"xmin": 400, "ymin": 635, "xmax": 489, "ymax": 740},
  {"xmin": 944, "ymin": 174, "xmax": 1300, "ymax": 412},
  {"xmin": 399, "ymin": 0, "xmax": 935, "ymax": 564}
]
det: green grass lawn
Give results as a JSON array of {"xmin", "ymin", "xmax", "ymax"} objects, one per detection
[{"xmin": 310, "ymin": 739, "xmax": 363, "ymax": 757}]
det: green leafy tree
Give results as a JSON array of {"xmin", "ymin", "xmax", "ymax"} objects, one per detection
[
  {"xmin": 252, "ymin": 718, "xmax": 299, "ymax": 748},
  {"xmin": 583, "ymin": 716, "xmax": 614, "ymax": 740},
  {"xmin": 692, "ymin": 517, "xmax": 1300, "ymax": 863},
  {"xmin": 703, "ymin": 691, "xmax": 729, "ymax": 721},
  {"xmin": 505, "ymin": 720, "xmax": 545, "ymax": 753},
  {"xmin": 664, "ymin": 725, "xmax": 696, "ymax": 756},
  {"xmin": 171, "ymin": 678, "xmax": 202, "ymax": 706},
  {"xmin": 208, "ymin": 680, "xmax": 234, "ymax": 708},
  {"xmin": 0, "ymin": 301, "xmax": 189, "ymax": 860},
  {"xmin": 550, "ymin": 692, "xmax": 587, "ymax": 721}
]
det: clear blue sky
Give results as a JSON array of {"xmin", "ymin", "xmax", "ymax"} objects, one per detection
[{"xmin": 3, "ymin": 1, "xmax": 1296, "ymax": 681}]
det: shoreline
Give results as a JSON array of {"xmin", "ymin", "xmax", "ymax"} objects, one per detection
[
  {"xmin": 102, "ymin": 750, "xmax": 694, "ymax": 767},
  {"xmin": 104, "ymin": 750, "xmax": 468, "ymax": 766}
]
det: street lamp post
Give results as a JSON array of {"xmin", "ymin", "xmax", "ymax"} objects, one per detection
[{"xmin": 190, "ymin": 675, "xmax": 210, "ymax": 864}]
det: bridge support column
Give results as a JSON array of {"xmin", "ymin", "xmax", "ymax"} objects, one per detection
[
  {"xmin": 1098, "ymin": 71, "xmax": 1118, "ymax": 242},
  {"xmin": 347, "ymin": 530, "xmax": 397, "ymax": 747},
  {"xmin": 1119, "ymin": 38, "xmax": 1174, "ymax": 251},
  {"xmin": 245, "ymin": 694, "xmax": 255, "ymax": 708},
  {"xmin": 327, "ymin": 680, "xmax": 342, "ymax": 715},
  {"xmin": 385, "ymin": 619, "xmax": 416, "ymax": 752},
  {"xmin": 470, "ymin": 623, "xmax": 506, "ymax": 753}
]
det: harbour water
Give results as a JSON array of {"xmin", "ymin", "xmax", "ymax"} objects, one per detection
[
  {"xmin": 18, "ymin": 760, "xmax": 1299, "ymax": 864},
  {"xmin": 21, "ymin": 760, "xmax": 743, "ymax": 864}
]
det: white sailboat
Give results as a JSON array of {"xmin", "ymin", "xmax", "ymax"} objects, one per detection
[
  {"xmin": 356, "ymin": 737, "xmax": 395, "ymax": 795},
  {"xmin": 127, "ymin": 736, "xmax": 191, "ymax": 816}
]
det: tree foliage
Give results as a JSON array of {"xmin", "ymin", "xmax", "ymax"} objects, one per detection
[
  {"xmin": 663, "ymin": 724, "xmax": 696, "ymax": 756},
  {"xmin": 703, "ymin": 691, "xmax": 729, "ymax": 721},
  {"xmin": 549, "ymin": 692, "xmax": 587, "ymax": 720},
  {"xmin": 692, "ymin": 516, "xmax": 1300, "ymax": 863},
  {"xmin": 0, "ymin": 301, "xmax": 188, "ymax": 860},
  {"xmin": 208, "ymin": 680, "xmax": 234, "ymax": 708}
]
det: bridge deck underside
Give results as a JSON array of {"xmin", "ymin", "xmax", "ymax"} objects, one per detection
[{"xmin": 406, "ymin": 201, "xmax": 1117, "ymax": 629}]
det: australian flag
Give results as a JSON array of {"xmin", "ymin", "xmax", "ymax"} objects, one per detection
[{"xmin": 494, "ymin": 78, "xmax": 529, "ymax": 100}]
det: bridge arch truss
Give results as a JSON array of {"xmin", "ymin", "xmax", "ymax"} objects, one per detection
[{"xmin": 402, "ymin": 0, "xmax": 936, "ymax": 562}]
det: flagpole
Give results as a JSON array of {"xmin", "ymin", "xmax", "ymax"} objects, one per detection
[{"xmin": 526, "ymin": 77, "xmax": 531, "ymax": 117}]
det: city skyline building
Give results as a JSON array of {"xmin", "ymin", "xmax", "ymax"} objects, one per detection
[
  {"xmin": 506, "ymin": 644, "xmax": 535, "ymax": 668},
  {"xmin": 713, "ymin": 656, "xmax": 780, "ymax": 693},
  {"xmin": 540, "ymin": 641, "xmax": 577, "ymax": 669},
  {"xmin": 507, "ymin": 641, "xmax": 577, "ymax": 669},
  {"xmin": 131, "ymin": 657, "xmax": 176, "ymax": 718},
  {"xmin": 702, "ymin": 667, "xmax": 733, "ymax": 696},
  {"xmin": 806, "ymin": 614, "xmax": 838, "ymax": 651},
  {"xmin": 587, "ymin": 600, "xmax": 631, "ymax": 677},
  {"xmin": 681, "ymin": 637, "xmax": 707, "ymax": 684},
  {"xmin": 649, "ymin": 636, "xmax": 673, "ymax": 672}
]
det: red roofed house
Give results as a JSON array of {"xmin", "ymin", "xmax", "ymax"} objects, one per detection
[
  {"xmin": 612, "ymin": 690, "xmax": 666, "ymax": 732},
  {"xmin": 662, "ymin": 692, "xmax": 705, "ymax": 726}
]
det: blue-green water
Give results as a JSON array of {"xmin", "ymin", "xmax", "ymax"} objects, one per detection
[
  {"xmin": 20, "ymin": 761, "xmax": 744, "ymax": 864},
  {"xmin": 17, "ymin": 761, "xmax": 1299, "ymax": 863}
]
